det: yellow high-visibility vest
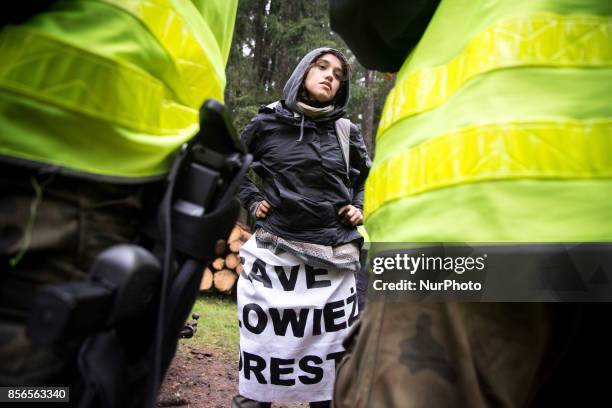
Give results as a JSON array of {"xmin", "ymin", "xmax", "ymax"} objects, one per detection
[
  {"xmin": 0, "ymin": 0, "xmax": 238, "ymax": 181},
  {"xmin": 365, "ymin": 0, "xmax": 612, "ymax": 242}
]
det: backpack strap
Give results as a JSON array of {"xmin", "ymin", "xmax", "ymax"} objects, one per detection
[{"xmin": 335, "ymin": 118, "xmax": 351, "ymax": 176}]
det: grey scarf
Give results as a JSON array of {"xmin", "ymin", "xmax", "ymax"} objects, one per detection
[{"xmin": 295, "ymin": 101, "xmax": 335, "ymax": 141}]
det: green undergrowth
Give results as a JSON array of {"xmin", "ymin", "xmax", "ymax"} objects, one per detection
[{"xmin": 182, "ymin": 294, "xmax": 239, "ymax": 354}]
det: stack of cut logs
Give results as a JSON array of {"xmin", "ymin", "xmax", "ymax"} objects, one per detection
[{"xmin": 200, "ymin": 222, "xmax": 252, "ymax": 296}]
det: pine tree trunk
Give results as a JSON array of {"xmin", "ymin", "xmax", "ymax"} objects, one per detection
[{"xmin": 362, "ymin": 70, "xmax": 376, "ymax": 157}]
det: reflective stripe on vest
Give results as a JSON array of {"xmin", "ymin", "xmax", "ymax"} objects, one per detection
[
  {"xmin": 0, "ymin": 26, "xmax": 198, "ymax": 135},
  {"xmin": 101, "ymin": 0, "xmax": 225, "ymax": 108},
  {"xmin": 0, "ymin": 0, "xmax": 224, "ymax": 136},
  {"xmin": 377, "ymin": 13, "xmax": 612, "ymax": 139},
  {"xmin": 364, "ymin": 120, "xmax": 612, "ymax": 219}
]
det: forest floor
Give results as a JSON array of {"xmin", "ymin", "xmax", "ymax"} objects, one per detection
[{"xmin": 156, "ymin": 296, "xmax": 308, "ymax": 408}]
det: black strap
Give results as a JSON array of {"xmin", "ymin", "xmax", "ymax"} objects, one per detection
[
  {"xmin": 146, "ymin": 141, "xmax": 252, "ymax": 407},
  {"xmin": 145, "ymin": 143, "xmax": 186, "ymax": 407}
]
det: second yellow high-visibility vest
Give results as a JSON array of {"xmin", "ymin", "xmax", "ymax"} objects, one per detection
[
  {"xmin": 0, "ymin": 0, "xmax": 238, "ymax": 181},
  {"xmin": 365, "ymin": 0, "xmax": 612, "ymax": 242}
]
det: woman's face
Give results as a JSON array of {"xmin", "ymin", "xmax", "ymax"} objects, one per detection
[{"xmin": 303, "ymin": 53, "xmax": 344, "ymax": 103}]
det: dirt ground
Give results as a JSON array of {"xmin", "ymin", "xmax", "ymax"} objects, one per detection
[{"xmin": 157, "ymin": 343, "xmax": 308, "ymax": 408}]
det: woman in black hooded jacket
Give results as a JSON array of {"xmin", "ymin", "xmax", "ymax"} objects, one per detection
[
  {"xmin": 239, "ymin": 48, "xmax": 370, "ymax": 248},
  {"xmin": 233, "ymin": 48, "xmax": 370, "ymax": 408}
]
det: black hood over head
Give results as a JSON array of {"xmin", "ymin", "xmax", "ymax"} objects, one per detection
[{"xmin": 282, "ymin": 47, "xmax": 350, "ymax": 118}]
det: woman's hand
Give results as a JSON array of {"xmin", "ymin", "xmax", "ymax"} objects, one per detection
[
  {"xmin": 255, "ymin": 200, "xmax": 272, "ymax": 219},
  {"xmin": 338, "ymin": 204, "xmax": 363, "ymax": 226}
]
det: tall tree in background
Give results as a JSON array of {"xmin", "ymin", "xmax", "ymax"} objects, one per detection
[
  {"xmin": 362, "ymin": 70, "xmax": 375, "ymax": 156},
  {"xmin": 225, "ymin": 0, "xmax": 394, "ymax": 159}
]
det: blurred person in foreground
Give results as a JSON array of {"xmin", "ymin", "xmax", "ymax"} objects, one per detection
[
  {"xmin": 329, "ymin": 0, "xmax": 612, "ymax": 406},
  {"xmin": 0, "ymin": 0, "xmax": 238, "ymax": 397}
]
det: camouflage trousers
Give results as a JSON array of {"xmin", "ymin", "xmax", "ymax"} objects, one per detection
[
  {"xmin": 334, "ymin": 301, "xmax": 612, "ymax": 407},
  {"xmin": 0, "ymin": 165, "xmax": 148, "ymax": 385}
]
